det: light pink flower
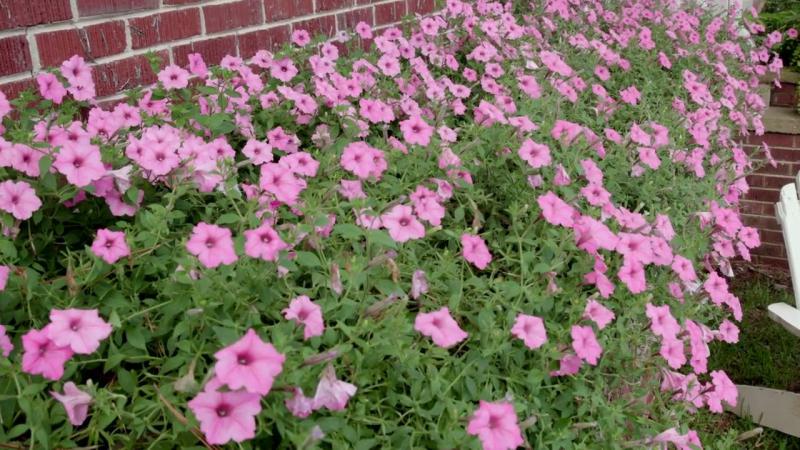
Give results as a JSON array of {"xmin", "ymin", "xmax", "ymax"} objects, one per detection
[
  {"xmin": 511, "ymin": 314, "xmax": 547, "ymax": 349},
  {"xmin": 400, "ymin": 115, "xmax": 434, "ymax": 146},
  {"xmin": 0, "ymin": 265, "xmax": 10, "ymax": 291},
  {"xmin": 47, "ymin": 309, "xmax": 112, "ymax": 354},
  {"xmin": 186, "ymin": 222, "xmax": 238, "ymax": 269},
  {"xmin": 214, "ymin": 328, "xmax": 285, "ymax": 395},
  {"xmin": 21, "ymin": 327, "xmax": 74, "ymax": 380},
  {"xmin": 410, "ymin": 269, "xmax": 429, "ymax": 299},
  {"xmin": 242, "ymin": 139, "xmax": 273, "ymax": 165},
  {"xmin": 461, "ymin": 233, "xmax": 492, "ymax": 269},
  {"xmin": 0, "ymin": 324, "xmax": 13, "ymax": 356},
  {"xmin": 467, "ymin": 400, "xmax": 524, "ymax": 450},
  {"xmin": 414, "ymin": 307, "xmax": 468, "ymax": 348},
  {"xmin": 260, "ymin": 163, "xmax": 307, "ymax": 206},
  {"xmin": 188, "ymin": 388, "xmax": 262, "ymax": 445},
  {"xmin": 283, "ymin": 295, "xmax": 325, "ymax": 340},
  {"xmin": 37, "ymin": 72, "xmax": 67, "ymax": 104},
  {"xmin": 538, "ymin": 191, "xmax": 575, "ymax": 227},
  {"xmin": 583, "ymin": 300, "xmax": 615, "ymax": 330},
  {"xmin": 285, "ymin": 387, "xmax": 314, "ymax": 418},
  {"xmin": 243, "ymin": 223, "xmax": 286, "ymax": 262},
  {"xmin": 90, "ymin": 229, "xmax": 130, "ymax": 264},
  {"xmin": 51, "ymin": 382, "xmax": 92, "ymax": 426},
  {"xmin": 0, "ymin": 180, "xmax": 41, "ymax": 220},
  {"xmin": 54, "ymin": 143, "xmax": 105, "ymax": 187},
  {"xmin": 312, "ymin": 363, "xmax": 357, "ymax": 411},
  {"xmin": 518, "ymin": 139, "xmax": 551, "ymax": 168},
  {"xmin": 571, "ymin": 325, "xmax": 602, "ymax": 365},
  {"xmin": 381, "ymin": 205, "xmax": 425, "ymax": 243},
  {"xmin": 158, "ymin": 64, "xmax": 190, "ymax": 90}
]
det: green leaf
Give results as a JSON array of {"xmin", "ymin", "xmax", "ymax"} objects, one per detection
[
  {"xmin": 216, "ymin": 213, "xmax": 240, "ymax": 225},
  {"xmin": 126, "ymin": 327, "xmax": 148, "ymax": 351},
  {"xmin": 295, "ymin": 251, "xmax": 322, "ymax": 268},
  {"xmin": 367, "ymin": 230, "xmax": 397, "ymax": 249},
  {"xmin": 38, "ymin": 154, "xmax": 53, "ymax": 175},
  {"xmin": 333, "ymin": 223, "xmax": 363, "ymax": 240}
]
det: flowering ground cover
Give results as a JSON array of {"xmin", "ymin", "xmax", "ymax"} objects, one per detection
[{"xmin": 0, "ymin": 0, "xmax": 791, "ymax": 448}]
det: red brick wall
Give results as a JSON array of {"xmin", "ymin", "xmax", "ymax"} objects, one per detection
[
  {"xmin": 0, "ymin": 0, "xmax": 434, "ymax": 100},
  {"xmin": 742, "ymin": 131, "xmax": 799, "ymax": 270}
]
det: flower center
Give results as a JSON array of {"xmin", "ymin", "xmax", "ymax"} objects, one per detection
[
  {"xmin": 72, "ymin": 158, "xmax": 84, "ymax": 168},
  {"xmin": 105, "ymin": 239, "xmax": 114, "ymax": 248},
  {"xmin": 69, "ymin": 319, "xmax": 80, "ymax": 332},
  {"xmin": 216, "ymin": 404, "xmax": 230, "ymax": 417},
  {"xmin": 398, "ymin": 217, "xmax": 410, "ymax": 227},
  {"xmin": 237, "ymin": 353, "xmax": 251, "ymax": 365},
  {"xmin": 205, "ymin": 238, "xmax": 216, "ymax": 248},
  {"xmin": 260, "ymin": 233, "xmax": 273, "ymax": 244}
]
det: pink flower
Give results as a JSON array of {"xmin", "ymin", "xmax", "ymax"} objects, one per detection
[
  {"xmin": 461, "ymin": 233, "xmax": 492, "ymax": 269},
  {"xmin": 716, "ymin": 319, "xmax": 739, "ymax": 344},
  {"xmin": 0, "ymin": 324, "xmax": 13, "ymax": 356},
  {"xmin": 411, "ymin": 269, "xmax": 429, "ymax": 299},
  {"xmin": 60, "ymin": 55, "xmax": 92, "ymax": 85},
  {"xmin": 47, "ymin": 309, "xmax": 112, "ymax": 354},
  {"xmin": 11, "ymin": 144, "xmax": 43, "ymax": 177},
  {"xmin": 645, "ymin": 303, "xmax": 680, "ymax": 339},
  {"xmin": 659, "ymin": 336, "xmax": 686, "ymax": 369},
  {"xmin": 339, "ymin": 179, "xmax": 366, "ymax": 200},
  {"xmin": 537, "ymin": 191, "xmax": 575, "ymax": 227},
  {"xmin": 54, "ymin": 143, "xmax": 105, "ymax": 187},
  {"xmin": 518, "ymin": 139, "xmax": 551, "ymax": 168},
  {"xmin": 340, "ymin": 142, "xmax": 387, "ymax": 180},
  {"xmin": 671, "ymin": 255, "xmax": 697, "ymax": 282},
  {"xmin": 242, "ymin": 139, "xmax": 273, "ymax": 165},
  {"xmin": 551, "ymin": 354, "xmax": 583, "ymax": 376},
  {"xmin": 260, "ymin": 163, "xmax": 307, "ymax": 206},
  {"xmin": 158, "ymin": 64, "xmax": 190, "ymax": 90},
  {"xmin": 618, "ymin": 259, "xmax": 646, "ymax": 294},
  {"xmin": 466, "ymin": 400, "xmax": 524, "ymax": 450},
  {"xmin": 414, "ymin": 307, "xmax": 468, "ymax": 348},
  {"xmin": 283, "ymin": 295, "xmax": 325, "ymax": 340},
  {"xmin": 583, "ymin": 300, "xmax": 615, "ymax": 330},
  {"xmin": 186, "ymin": 222, "xmax": 239, "ymax": 269},
  {"xmin": 90, "ymin": 229, "xmax": 130, "ymax": 264},
  {"xmin": 285, "ymin": 387, "xmax": 315, "ymax": 418},
  {"xmin": 571, "ymin": 325, "xmax": 602, "ymax": 365},
  {"xmin": 21, "ymin": 327, "xmax": 74, "ymax": 380},
  {"xmin": 213, "ymin": 328, "xmax": 285, "ymax": 395},
  {"xmin": 292, "ymin": 29, "xmax": 311, "ymax": 47},
  {"xmin": 400, "ymin": 115, "xmax": 434, "ymax": 146},
  {"xmin": 188, "ymin": 388, "xmax": 262, "ymax": 445},
  {"xmin": 511, "ymin": 314, "xmax": 547, "ymax": 349},
  {"xmin": 187, "ymin": 53, "xmax": 208, "ymax": 78},
  {"xmin": 51, "ymin": 382, "xmax": 92, "ymax": 426},
  {"xmin": 37, "ymin": 72, "xmax": 67, "ymax": 104},
  {"xmin": 0, "ymin": 180, "xmax": 42, "ymax": 220},
  {"xmin": 243, "ymin": 223, "xmax": 287, "ymax": 262},
  {"xmin": 312, "ymin": 363, "xmax": 357, "ymax": 411},
  {"xmin": 706, "ymin": 370, "xmax": 737, "ymax": 413},
  {"xmin": 620, "ymin": 85, "xmax": 641, "ymax": 105},
  {"xmin": 271, "ymin": 58, "xmax": 298, "ymax": 82},
  {"xmin": 381, "ymin": 205, "xmax": 425, "ymax": 243}
]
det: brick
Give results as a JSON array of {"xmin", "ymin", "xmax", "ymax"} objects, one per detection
[
  {"xmin": 751, "ymin": 254, "xmax": 789, "ymax": 271},
  {"xmin": 317, "ymin": 0, "xmax": 353, "ymax": 12},
  {"xmin": 0, "ymin": 0, "xmax": 72, "ymax": 31},
  {"xmin": 760, "ymin": 229, "xmax": 785, "ymax": 246},
  {"xmin": 754, "ymin": 160, "xmax": 793, "ymax": 176},
  {"xmin": 293, "ymin": 15, "xmax": 336, "ymax": 38},
  {"xmin": 164, "ymin": 0, "xmax": 201, "ymax": 4},
  {"xmin": 203, "ymin": 0, "xmax": 262, "ymax": 34},
  {"xmin": 238, "ymin": 26, "xmax": 290, "ymax": 59},
  {"xmin": 36, "ymin": 21, "xmax": 127, "ymax": 68},
  {"xmin": 0, "ymin": 36, "xmax": 31, "ymax": 76},
  {"xmin": 77, "ymin": 0, "xmax": 158, "ymax": 17},
  {"xmin": 0, "ymin": 78, "xmax": 36, "ymax": 101},
  {"xmin": 770, "ymin": 83, "xmax": 797, "ymax": 107},
  {"xmin": 406, "ymin": 0, "xmax": 435, "ymax": 14},
  {"xmin": 338, "ymin": 7, "xmax": 373, "ymax": 30},
  {"xmin": 742, "ymin": 213, "xmax": 782, "ymax": 232},
  {"xmin": 376, "ymin": 1, "xmax": 406, "ymax": 25},
  {"xmin": 740, "ymin": 200, "xmax": 773, "ymax": 216},
  {"xmin": 92, "ymin": 52, "xmax": 167, "ymax": 97},
  {"xmin": 265, "ymin": 0, "xmax": 313, "ymax": 21},
  {"xmin": 130, "ymin": 9, "xmax": 202, "ymax": 49},
  {"xmin": 751, "ymin": 242, "xmax": 785, "ymax": 258},
  {"xmin": 173, "ymin": 35, "xmax": 237, "ymax": 68}
]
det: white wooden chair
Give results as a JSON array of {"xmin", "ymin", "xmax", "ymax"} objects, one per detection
[{"xmin": 730, "ymin": 173, "xmax": 800, "ymax": 438}]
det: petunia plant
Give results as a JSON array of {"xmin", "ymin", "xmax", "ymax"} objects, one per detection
[{"xmin": 0, "ymin": 0, "xmax": 786, "ymax": 448}]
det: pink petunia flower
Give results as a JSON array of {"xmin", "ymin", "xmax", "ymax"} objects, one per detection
[
  {"xmin": 188, "ymin": 388, "xmax": 262, "ymax": 445},
  {"xmin": 0, "ymin": 324, "xmax": 13, "ymax": 356},
  {"xmin": 51, "ymin": 382, "xmax": 92, "ymax": 426},
  {"xmin": 21, "ymin": 327, "xmax": 74, "ymax": 380},
  {"xmin": 53, "ymin": 143, "xmax": 105, "ymax": 187},
  {"xmin": 510, "ymin": 314, "xmax": 547, "ymax": 349},
  {"xmin": 47, "ymin": 309, "xmax": 113, "ymax": 354},
  {"xmin": 583, "ymin": 300, "xmax": 615, "ymax": 330},
  {"xmin": 381, "ymin": 205, "xmax": 425, "ymax": 243},
  {"xmin": 243, "ymin": 223, "xmax": 287, "ymax": 262},
  {"xmin": 283, "ymin": 295, "xmax": 324, "ymax": 340},
  {"xmin": 461, "ymin": 233, "xmax": 492, "ymax": 269},
  {"xmin": 213, "ymin": 328, "xmax": 285, "ymax": 395},
  {"xmin": 410, "ymin": 269, "xmax": 429, "ymax": 299},
  {"xmin": 186, "ymin": 222, "xmax": 239, "ymax": 269},
  {"xmin": 414, "ymin": 307, "xmax": 468, "ymax": 348},
  {"xmin": 285, "ymin": 387, "xmax": 315, "ymax": 418},
  {"xmin": 90, "ymin": 229, "xmax": 130, "ymax": 264},
  {"xmin": 400, "ymin": 115, "xmax": 434, "ymax": 147},
  {"xmin": 660, "ymin": 336, "xmax": 687, "ymax": 369},
  {"xmin": 158, "ymin": 64, "xmax": 190, "ymax": 90},
  {"xmin": 645, "ymin": 303, "xmax": 680, "ymax": 339},
  {"xmin": 0, "ymin": 180, "xmax": 42, "ymax": 220},
  {"xmin": 466, "ymin": 400, "xmax": 524, "ymax": 450},
  {"xmin": 571, "ymin": 325, "xmax": 602, "ymax": 365},
  {"xmin": 37, "ymin": 72, "xmax": 67, "ymax": 104},
  {"xmin": 518, "ymin": 139, "xmax": 551, "ymax": 169},
  {"xmin": 312, "ymin": 363, "xmax": 357, "ymax": 411},
  {"xmin": 537, "ymin": 191, "xmax": 575, "ymax": 227},
  {"xmin": 0, "ymin": 265, "xmax": 10, "ymax": 291},
  {"xmin": 260, "ymin": 163, "xmax": 307, "ymax": 206}
]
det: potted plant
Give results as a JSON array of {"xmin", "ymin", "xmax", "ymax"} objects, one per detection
[{"xmin": 759, "ymin": 0, "xmax": 800, "ymax": 111}]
